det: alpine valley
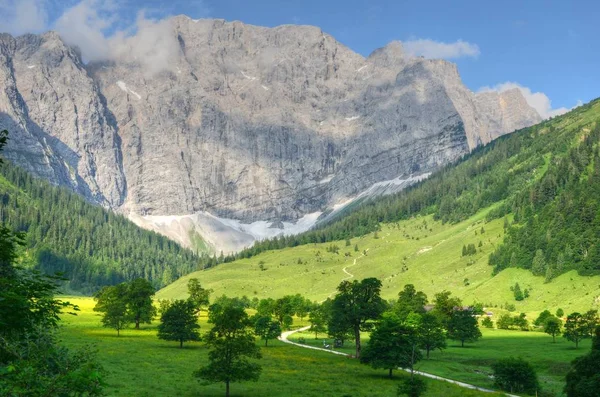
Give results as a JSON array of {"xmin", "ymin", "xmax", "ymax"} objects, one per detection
[{"xmin": 0, "ymin": 17, "xmax": 541, "ymax": 254}]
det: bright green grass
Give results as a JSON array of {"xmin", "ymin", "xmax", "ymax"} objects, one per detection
[
  {"xmin": 158, "ymin": 207, "xmax": 600, "ymax": 316},
  {"xmin": 59, "ymin": 297, "xmax": 496, "ymax": 397},
  {"xmin": 290, "ymin": 326, "xmax": 590, "ymax": 397}
]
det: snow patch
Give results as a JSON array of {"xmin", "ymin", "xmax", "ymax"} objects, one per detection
[
  {"xmin": 356, "ymin": 65, "xmax": 368, "ymax": 72},
  {"xmin": 317, "ymin": 175, "xmax": 334, "ymax": 184},
  {"xmin": 261, "ymin": 85, "xmax": 269, "ymax": 91},
  {"xmin": 27, "ymin": 65, "xmax": 36, "ymax": 69},
  {"xmin": 116, "ymin": 81, "xmax": 142, "ymax": 100},
  {"xmin": 345, "ymin": 116, "xmax": 360, "ymax": 121},
  {"xmin": 241, "ymin": 71, "xmax": 257, "ymax": 81}
]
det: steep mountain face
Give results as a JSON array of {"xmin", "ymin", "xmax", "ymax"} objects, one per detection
[{"xmin": 0, "ymin": 17, "xmax": 541, "ymax": 252}]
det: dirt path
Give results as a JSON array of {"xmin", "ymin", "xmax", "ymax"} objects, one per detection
[
  {"xmin": 278, "ymin": 327, "xmax": 519, "ymax": 397},
  {"xmin": 322, "ymin": 249, "xmax": 369, "ymax": 301}
]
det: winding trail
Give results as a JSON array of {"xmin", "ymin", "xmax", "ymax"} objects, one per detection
[
  {"xmin": 278, "ymin": 327, "xmax": 519, "ymax": 397},
  {"xmin": 322, "ymin": 249, "xmax": 369, "ymax": 301}
]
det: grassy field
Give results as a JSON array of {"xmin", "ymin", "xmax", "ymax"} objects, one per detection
[
  {"xmin": 58, "ymin": 297, "xmax": 498, "ymax": 397},
  {"xmin": 158, "ymin": 208, "xmax": 600, "ymax": 317},
  {"xmin": 289, "ymin": 326, "xmax": 590, "ymax": 397}
]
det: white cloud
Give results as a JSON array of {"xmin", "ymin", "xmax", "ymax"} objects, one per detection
[
  {"xmin": 0, "ymin": 0, "xmax": 49, "ymax": 35},
  {"xmin": 477, "ymin": 82, "xmax": 575, "ymax": 119},
  {"xmin": 52, "ymin": 0, "xmax": 181, "ymax": 75},
  {"xmin": 403, "ymin": 39, "xmax": 480, "ymax": 60}
]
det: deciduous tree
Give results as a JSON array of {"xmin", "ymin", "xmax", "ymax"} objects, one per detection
[
  {"xmin": 93, "ymin": 283, "xmax": 130, "ymax": 336},
  {"xmin": 195, "ymin": 300, "xmax": 261, "ymax": 397},
  {"xmin": 447, "ymin": 308, "xmax": 481, "ymax": 347},
  {"xmin": 330, "ymin": 278, "xmax": 387, "ymax": 358},
  {"xmin": 492, "ymin": 357, "xmax": 539, "ymax": 395},
  {"xmin": 126, "ymin": 278, "xmax": 156, "ymax": 329},
  {"xmin": 253, "ymin": 316, "xmax": 281, "ymax": 346},
  {"xmin": 157, "ymin": 299, "xmax": 200, "ymax": 348}
]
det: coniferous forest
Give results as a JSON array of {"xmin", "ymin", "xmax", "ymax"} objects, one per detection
[{"xmin": 0, "ymin": 162, "xmax": 201, "ymax": 293}]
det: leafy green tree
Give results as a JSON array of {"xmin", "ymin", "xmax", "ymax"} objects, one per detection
[
  {"xmin": 397, "ymin": 376, "xmax": 427, "ymax": 397},
  {"xmin": 582, "ymin": 309, "xmax": 599, "ymax": 337},
  {"xmin": 256, "ymin": 298, "xmax": 275, "ymax": 317},
  {"xmin": 273, "ymin": 296, "xmax": 295, "ymax": 329},
  {"xmin": 394, "ymin": 284, "xmax": 428, "ymax": 319},
  {"xmin": 431, "ymin": 291, "xmax": 462, "ymax": 326},
  {"xmin": 492, "ymin": 357, "xmax": 540, "ymax": 395},
  {"xmin": 447, "ymin": 308, "xmax": 481, "ymax": 347},
  {"xmin": 544, "ymin": 317, "xmax": 562, "ymax": 343},
  {"xmin": 253, "ymin": 316, "xmax": 281, "ymax": 346},
  {"xmin": 126, "ymin": 278, "xmax": 156, "ymax": 329},
  {"xmin": 0, "ymin": 130, "xmax": 105, "ymax": 395},
  {"xmin": 291, "ymin": 294, "xmax": 311, "ymax": 321},
  {"xmin": 512, "ymin": 283, "xmax": 524, "ymax": 301},
  {"xmin": 195, "ymin": 300, "xmax": 262, "ymax": 397},
  {"xmin": 417, "ymin": 312, "xmax": 446, "ymax": 358},
  {"xmin": 564, "ymin": 312, "xmax": 587, "ymax": 348},
  {"xmin": 330, "ymin": 278, "xmax": 387, "ymax": 358},
  {"xmin": 556, "ymin": 308, "xmax": 565, "ymax": 318},
  {"xmin": 481, "ymin": 316, "xmax": 494, "ymax": 328},
  {"xmin": 534, "ymin": 310, "xmax": 553, "ymax": 327},
  {"xmin": 565, "ymin": 326, "xmax": 600, "ymax": 397},
  {"xmin": 187, "ymin": 278, "xmax": 211, "ymax": 314},
  {"xmin": 497, "ymin": 314, "xmax": 514, "ymax": 330},
  {"xmin": 360, "ymin": 313, "xmax": 422, "ymax": 378},
  {"xmin": 157, "ymin": 299, "xmax": 200, "ymax": 348},
  {"xmin": 93, "ymin": 283, "xmax": 130, "ymax": 336},
  {"xmin": 308, "ymin": 303, "xmax": 328, "ymax": 339}
]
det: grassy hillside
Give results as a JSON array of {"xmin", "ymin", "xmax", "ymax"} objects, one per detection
[
  {"xmin": 59, "ymin": 297, "xmax": 495, "ymax": 397},
  {"xmin": 232, "ymin": 98, "xmax": 600, "ymax": 281},
  {"xmin": 158, "ymin": 206, "xmax": 600, "ymax": 316},
  {"xmin": 0, "ymin": 161, "xmax": 204, "ymax": 293}
]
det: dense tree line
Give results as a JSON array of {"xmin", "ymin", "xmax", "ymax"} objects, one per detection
[
  {"xmin": 0, "ymin": 131, "xmax": 105, "ymax": 395},
  {"xmin": 0, "ymin": 158, "xmax": 203, "ymax": 293}
]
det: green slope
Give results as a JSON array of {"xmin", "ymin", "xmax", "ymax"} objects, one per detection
[
  {"xmin": 0, "ymin": 162, "xmax": 203, "ymax": 293},
  {"xmin": 159, "ymin": 99, "xmax": 600, "ymax": 315}
]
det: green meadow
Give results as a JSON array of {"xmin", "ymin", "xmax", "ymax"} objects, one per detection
[
  {"xmin": 289, "ymin": 327, "xmax": 590, "ymax": 397},
  {"xmin": 59, "ymin": 297, "xmax": 497, "ymax": 397},
  {"xmin": 158, "ymin": 208, "xmax": 600, "ymax": 317}
]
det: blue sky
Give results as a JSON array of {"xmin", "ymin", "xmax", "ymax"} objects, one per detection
[{"xmin": 1, "ymin": 0, "xmax": 597, "ymax": 114}]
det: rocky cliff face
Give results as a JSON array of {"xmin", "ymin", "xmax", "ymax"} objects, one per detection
[{"xmin": 0, "ymin": 17, "xmax": 541, "ymax": 252}]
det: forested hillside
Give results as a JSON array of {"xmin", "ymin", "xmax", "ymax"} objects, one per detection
[
  {"xmin": 236, "ymin": 98, "xmax": 600, "ymax": 279},
  {"xmin": 0, "ymin": 161, "xmax": 201, "ymax": 293}
]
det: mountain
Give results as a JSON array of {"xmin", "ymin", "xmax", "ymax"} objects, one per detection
[
  {"xmin": 0, "ymin": 17, "xmax": 541, "ymax": 253},
  {"xmin": 0, "ymin": 161, "xmax": 201, "ymax": 293},
  {"xmin": 158, "ymin": 98, "xmax": 600, "ymax": 315}
]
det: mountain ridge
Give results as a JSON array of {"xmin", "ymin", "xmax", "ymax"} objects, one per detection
[{"xmin": 0, "ymin": 17, "xmax": 541, "ymax": 253}]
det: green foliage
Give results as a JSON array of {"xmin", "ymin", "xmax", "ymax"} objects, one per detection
[
  {"xmin": 397, "ymin": 376, "xmax": 427, "ymax": 397},
  {"xmin": 126, "ymin": 278, "xmax": 156, "ymax": 329},
  {"xmin": 195, "ymin": 300, "xmax": 262, "ymax": 396},
  {"xmin": 481, "ymin": 316, "xmax": 494, "ymax": 329},
  {"xmin": 534, "ymin": 310, "xmax": 554, "ymax": 327},
  {"xmin": 157, "ymin": 299, "xmax": 200, "ymax": 348},
  {"xmin": 447, "ymin": 308, "xmax": 482, "ymax": 347},
  {"xmin": 556, "ymin": 308, "xmax": 565, "ymax": 318},
  {"xmin": 416, "ymin": 312, "xmax": 446, "ymax": 359},
  {"xmin": 492, "ymin": 357, "xmax": 540, "ymax": 395},
  {"xmin": 511, "ymin": 282, "xmax": 529, "ymax": 301},
  {"xmin": 0, "ymin": 131, "xmax": 105, "ymax": 395},
  {"xmin": 393, "ymin": 284, "xmax": 428, "ymax": 320},
  {"xmin": 360, "ymin": 312, "xmax": 422, "ymax": 377},
  {"xmin": 431, "ymin": 291, "xmax": 462, "ymax": 326},
  {"xmin": 564, "ymin": 312, "xmax": 587, "ymax": 348},
  {"xmin": 0, "ymin": 161, "xmax": 201, "ymax": 293},
  {"xmin": 330, "ymin": 278, "xmax": 387, "ymax": 358},
  {"xmin": 565, "ymin": 326, "xmax": 600, "ymax": 397},
  {"xmin": 544, "ymin": 317, "xmax": 562, "ymax": 343},
  {"xmin": 93, "ymin": 283, "xmax": 130, "ymax": 336},
  {"xmin": 462, "ymin": 244, "xmax": 477, "ymax": 257},
  {"xmin": 187, "ymin": 278, "xmax": 211, "ymax": 314},
  {"xmin": 496, "ymin": 313, "xmax": 529, "ymax": 331},
  {"xmin": 308, "ymin": 303, "xmax": 328, "ymax": 339},
  {"xmin": 253, "ymin": 316, "xmax": 281, "ymax": 347}
]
